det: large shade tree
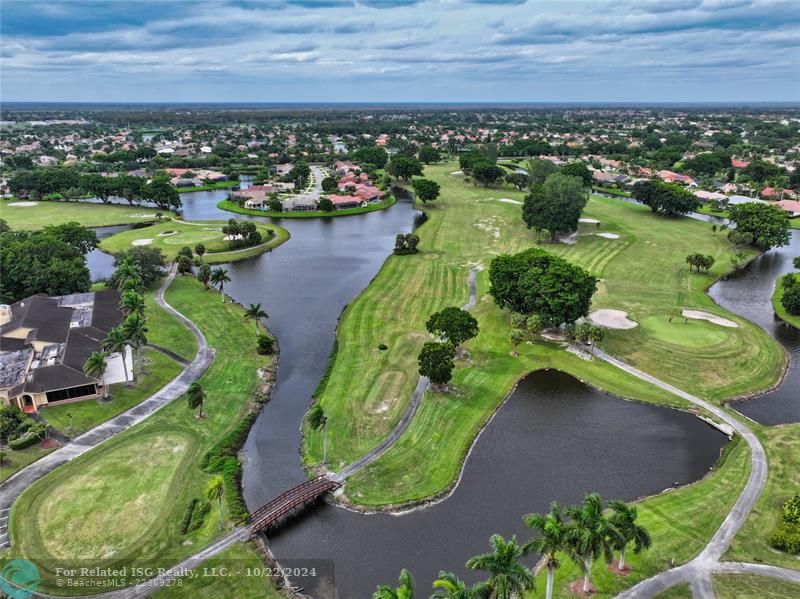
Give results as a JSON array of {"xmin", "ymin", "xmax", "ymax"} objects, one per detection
[
  {"xmin": 418, "ymin": 341, "xmax": 457, "ymax": 387},
  {"xmin": 631, "ymin": 180, "xmax": 699, "ymax": 216},
  {"xmin": 426, "ymin": 307, "xmax": 479, "ymax": 348},
  {"xmin": 522, "ymin": 173, "xmax": 588, "ymax": 239},
  {"xmin": 727, "ymin": 202, "xmax": 790, "ymax": 250}
]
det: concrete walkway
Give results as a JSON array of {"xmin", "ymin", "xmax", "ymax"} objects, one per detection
[
  {"xmin": 590, "ymin": 350, "xmax": 795, "ymax": 598},
  {"xmin": 0, "ymin": 267, "xmax": 214, "ymax": 550}
]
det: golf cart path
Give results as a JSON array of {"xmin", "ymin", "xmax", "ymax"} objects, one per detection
[
  {"xmin": 334, "ymin": 267, "xmax": 478, "ymax": 480},
  {"xmin": 593, "ymin": 349, "xmax": 778, "ymax": 598},
  {"xmin": 0, "ymin": 266, "xmax": 215, "ymax": 549}
]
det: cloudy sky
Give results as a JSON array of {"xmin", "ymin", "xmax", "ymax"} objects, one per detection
[{"xmin": 1, "ymin": 0, "xmax": 798, "ymax": 103}]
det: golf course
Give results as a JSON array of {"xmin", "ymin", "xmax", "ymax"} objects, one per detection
[
  {"xmin": 0, "ymin": 198, "xmax": 160, "ymax": 230},
  {"xmin": 304, "ymin": 161, "xmax": 784, "ymax": 506},
  {"xmin": 99, "ymin": 219, "xmax": 290, "ymax": 263}
]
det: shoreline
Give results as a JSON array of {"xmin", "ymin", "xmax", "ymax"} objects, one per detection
[{"xmin": 217, "ymin": 195, "xmax": 397, "ymax": 219}]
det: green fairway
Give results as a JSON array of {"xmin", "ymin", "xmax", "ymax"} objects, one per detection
[
  {"xmin": 99, "ymin": 219, "xmax": 289, "ymax": 264},
  {"xmin": 724, "ymin": 424, "xmax": 800, "ymax": 570},
  {"xmin": 0, "ymin": 199, "xmax": 158, "ymax": 230},
  {"xmin": 305, "ymin": 161, "xmax": 783, "ymax": 506},
  {"xmin": 217, "ymin": 195, "xmax": 396, "ymax": 218},
  {"xmin": 772, "ymin": 274, "xmax": 800, "ymax": 329},
  {"xmin": 151, "ymin": 543, "xmax": 284, "ymax": 599},
  {"xmin": 653, "ymin": 585, "xmax": 693, "ymax": 598},
  {"xmin": 713, "ymin": 574, "xmax": 800, "ymax": 598},
  {"xmin": 7, "ymin": 276, "xmax": 275, "ymax": 595}
]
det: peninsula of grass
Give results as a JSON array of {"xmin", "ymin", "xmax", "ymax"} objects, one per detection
[
  {"xmin": 772, "ymin": 274, "xmax": 800, "ymax": 330},
  {"xmin": 151, "ymin": 543, "xmax": 284, "ymax": 599},
  {"xmin": 217, "ymin": 194, "xmax": 396, "ymax": 219},
  {"xmin": 177, "ymin": 180, "xmax": 239, "ymax": 193},
  {"xmin": 99, "ymin": 219, "xmax": 289, "ymax": 264},
  {"xmin": 304, "ymin": 161, "xmax": 782, "ymax": 505},
  {"xmin": 6, "ymin": 276, "xmax": 275, "ymax": 595},
  {"xmin": 0, "ymin": 198, "xmax": 158, "ymax": 230},
  {"xmin": 724, "ymin": 423, "xmax": 800, "ymax": 570},
  {"xmin": 713, "ymin": 574, "xmax": 800, "ymax": 598}
]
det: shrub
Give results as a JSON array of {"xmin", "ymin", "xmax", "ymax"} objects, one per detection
[
  {"xmin": 188, "ymin": 501, "xmax": 210, "ymax": 532},
  {"xmin": 180, "ymin": 499, "xmax": 199, "ymax": 534},
  {"xmin": 9, "ymin": 431, "xmax": 42, "ymax": 450},
  {"xmin": 131, "ymin": 221, "xmax": 154, "ymax": 230},
  {"xmin": 782, "ymin": 280, "xmax": 800, "ymax": 315},
  {"xmin": 770, "ymin": 522, "xmax": 800, "ymax": 554},
  {"xmin": 378, "ymin": 343, "xmax": 388, "ymax": 351},
  {"xmin": 781, "ymin": 494, "xmax": 800, "ymax": 525},
  {"xmin": 256, "ymin": 333, "xmax": 275, "ymax": 355}
]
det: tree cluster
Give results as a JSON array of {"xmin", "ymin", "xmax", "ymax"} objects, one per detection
[
  {"xmin": 393, "ymin": 233, "xmax": 420, "ymax": 255},
  {"xmin": 411, "ymin": 178, "xmax": 440, "ymax": 204},
  {"xmin": 221, "ymin": 219, "xmax": 263, "ymax": 249},
  {"xmin": 489, "ymin": 248, "xmax": 597, "ymax": 327},
  {"xmin": 685, "ymin": 253, "xmax": 716, "ymax": 273},
  {"xmin": 781, "ymin": 274, "xmax": 800, "ymax": 316},
  {"xmin": 387, "ymin": 155, "xmax": 424, "ymax": 182},
  {"xmin": 631, "ymin": 180, "xmax": 699, "ymax": 216},
  {"xmin": 727, "ymin": 202, "xmax": 790, "ymax": 250}
]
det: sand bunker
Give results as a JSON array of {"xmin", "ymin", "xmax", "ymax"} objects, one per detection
[
  {"xmin": 450, "ymin": 170, "xmax": 463, "ymax": 175},
  {"xmin": 595, "ymin": 232, "xmax": 620, "ymax": 239},
  {"xmin": 157, "ymin": 231, "xmax": 177, "ymax": 237},
  {"xmin": 131, "ymin": 239, "xmax": 153, "ymax": 246},
  {"xmin": 497, "ymin": 198, "xmax": 523, "ymax": 205},
  {"xmin": 589, "ymin": 309, "xmax": 638, "ymax": 329},
  {"xmin": 682, "ymin": 310, "xmax": 739, "ymax": 328},
  {"xmin": 6, "ymin": 201, "xmax": 39, "ymax": 207},
  {"xmin": 134, "ymin": 213, "xmax": 158, "ymax": 218},
  {"xmin": 579, "ymin": 218, "xmax": 600, "ymax": 224}
]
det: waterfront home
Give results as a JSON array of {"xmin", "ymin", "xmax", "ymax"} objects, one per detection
[
  {"xmin": 326, "ymin": 194, "xmax": 365, "ymax": 209},
  {"xmin": 0, "ymin": 291, "xmax": 130, "ymax": 413},
  {"xmin": 657, "ymin": 170, "xmax": 697, "ymax": 186},
  {"xmin": 776, "ymin": 199, "xmax": 800, "ymax": 218},
  {"xmin": 761, "ymin": 187, "xmax": 797, "ymax": 200},
  {"xmin": 283, "ymin": 196, "xmax": 318, "ymax": 211}
]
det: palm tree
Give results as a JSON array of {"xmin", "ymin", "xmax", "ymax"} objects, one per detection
[
  {"xmin": 119, "ymin": 290, "xmax": 145, "ymax": 317},
  {"xmin": 431, "ymin": 571, "xmax": 488, "ymax": 598},
  {"xmin": 373, "ymin": 568, "xmax": 415, "ymax": 599},
  {"xmin": 187, "ymin": 381, "xmax": 206, "ymax": 417},
  {"xmin": 307, "ymin": 402, "xmax": 328, "ymax": 465},
  {"xmin": 566, "ymin": 494, "xmax": 619, "ymax": 593},
  {"xmin": 243, "ymin": 303, "xmax": 269, "ymax": 336},
  {"xmin": 121, "ymin": 313, "xmax": 148, "ymax": 378},
  {"xmin": 523, "ymin": 502, "xmax": 568, "ymax": 599},
  {"xmin": 206, "ymin": 475, "xmax": 224, "ymax": 531},
  {"xmin": 210, "ymin": 267, "xmax": 231, "ymax": 303},
  {"xmin": 197, "ymin": 263, "xmax": 212, "ymax": 290},
  {"xmin": 607, "ymin": 500, "xmax": 651, "ymax": 571},
  {"xmin": 114, "ymin": 257, "xmax": 142, "ymax": 291},
  {"xmin": 83, "ymin": 351, "xmax": 108, "ymax": 399},
  {"xmin": 101, "ymin": 327, "xmax": 130, "ymax": 384},
  {"xmin": 466, "ymin": 534, "xmax": 534, "ymax": 599}
]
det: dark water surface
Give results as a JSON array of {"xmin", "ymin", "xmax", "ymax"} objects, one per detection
[{"xmin": 709, "ymin": 230, "xmax": 800, "ymax": 424}]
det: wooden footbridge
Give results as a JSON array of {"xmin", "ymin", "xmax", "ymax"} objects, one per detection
[{"xmin": 247, "ymin": 475, "xmax": 341, "ymax": 539}]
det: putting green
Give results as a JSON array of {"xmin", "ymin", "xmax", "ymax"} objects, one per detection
[
  {"xmin": 30, "ymin": 432, "xmax": 194, "ymax": 561},
  {"xmin": 640, "ymin": 315, "xmax": 731, "ymax": 348}
]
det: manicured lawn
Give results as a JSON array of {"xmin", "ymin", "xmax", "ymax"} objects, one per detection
[
  {"xmin": 99, "ymin": 219, "xmax": 289, "ymax": 264},
  {"xmin": 772, "ymin": 274, "xmax": 800, "ymax": 330},
  {"xmin": 524, "ymin": 436, "xmax": 750, "ymax": 598},
  {"xmin": 724, "ymin": 424, "xmax": 800, "ymax": 570},
  {"xmin": 40, "ymin": 350, "xmax": 182, "ymax": 436},
  {"xmin": 305, "ymin": 161, "xmax": 782, "ymax": 504},
  {"xmin": 653, "ymin": 584, "xmax": 692, "ymax": 598},
  {"xmin": 713, "ymin": 574, "xmax": 800, "ymax": 598},
  {"xmin": 144, "ymin": 286, "xmax": 199, "ymax": 361},
  {"xmin": 151, "ymin": 543, "xmax": 284, "ymax": 599},
  {"xmin": 217, "ymin": 194, "xmax": 397, "ymax": 219},
  {"xmin": 0, "ymin": 198, "xmax": 158, "ymax": 230},
  {"xmin": 0, "ymin": 445, "xmax": 53, "ymax": 484},
  {"xmin": 7, "ymin": 277, "xmax": 274, "ymax": 595}
]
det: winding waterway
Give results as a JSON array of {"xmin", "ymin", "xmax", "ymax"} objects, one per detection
[{"xmin": 85, "ymin": 189, "xmax": 766, "ymax": 597}]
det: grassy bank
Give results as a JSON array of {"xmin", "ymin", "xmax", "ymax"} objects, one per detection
[
  {"xmin": 217, "ymin": 194, "xmax": 396, "ymax": 219},
  {"xmin": 772, "ymin": 274, "xmax": 800, "ymax": 330},
  {"xmin": 178, "ymin": 180, "xmax": 239, "ymax": 193},
  {"xmin": 99, "ymin": 219, "xmax": 289, "ymax": 264},
  {"xmin": 0, "ymin": 198, "xmax": 158, "ymax": 230},
  {"xmin": 724, "ymin": 424, "xmax": 800, "ymax": 570},
  {"xmin": 151, "ymin": 543, "xmax": 283, "ymax": 599},
  {"xmin": 713, "ymin": 574, "xmax": 800, "ymax": 598},
  {"xmin": 6, "ymin": 276, "xmax": 274, "ymax": 595},
  {"xmin": 304, "ymin": 161, "xmax": 782, "ymax": 505},
  {"xmin": 0, "ymin": 445, "xmax": 52, "ymax": 484}
]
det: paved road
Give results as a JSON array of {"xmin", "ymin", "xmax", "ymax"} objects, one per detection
[
  {"xmin": 591, "ymin": 350, "xmax": 788, "ymax": 598},
  {"xmin": 335, "ymin": 267, "xmax": 479, "ymax": 480},
  {"xmin": 0, "ymin": 267, "xmax": 215, "ymax": 550}
]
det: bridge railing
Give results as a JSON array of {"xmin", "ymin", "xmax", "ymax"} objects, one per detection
[{"xmin": 248, "ymin": 477, "xmax": 341, "ymax": 538}]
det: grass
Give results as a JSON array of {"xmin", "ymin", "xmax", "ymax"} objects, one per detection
[
  {"xmin": 304, "ymin": 161, "xmax": 783, "ymax": 505},
  {"xmin": 6, "ymin": 276, "xmax": 274, "ymax": 595},
  {"xmin": 713, "ymin": 574, "xmax": 800, "ymax": 598},
  {"xmin": 653, "ymin": 584, "xmax": 692, "ymax": 598},
  {"xmin": 523, "ymin": 435, "xmax": 751, "ymax": 598},
  {"xmin": 217, "ymin": 194, "xmax": 396, "ymax": 218},
  {"xmin": 40, "ymin": 350, "xmax": 182, "ymax": 436},
  {"xmin": 178, "ymin": 180, "xmax": 239, "ymax": 193},
  {"xmin": 144, "ymin": 286, "xmax": 199, "ymax": 361},
  {"xmin": 0, "ymin": 198, "xmax": 158, "ymax": 230},
  {"xmin": 772, "ymin": 274, "xmax": 800, "ymax": 330},
  {"xmin": 0, "ymin": 445, "xmax": 53, "ymax": 484},
  {"xmin": 150, "ymin": 543, "xmax": 284, "ymax": 599},
  {"xmin": 724, "ymin": 424, "xmax": 800, "ymax": 570},
  {"xmin": 99, "ymin": 219, "xmax": 289, "ymax": 264}
]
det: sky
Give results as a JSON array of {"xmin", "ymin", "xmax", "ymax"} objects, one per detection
[{"xmin": 1, "ymin": 0, "xmax": 798, "ymax": 103}]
